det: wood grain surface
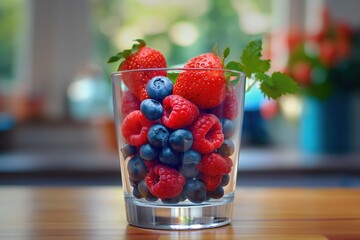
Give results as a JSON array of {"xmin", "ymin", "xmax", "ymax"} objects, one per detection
[{"xmin": 0, "ymin": 187, "xmax": 359, "ymax": 240}]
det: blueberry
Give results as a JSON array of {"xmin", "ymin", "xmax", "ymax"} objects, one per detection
[
  {"xmin": 181, "ymin": 150, "xmax": 201, "ymax": 165},
  {"xmin": 207, "ymin": 186, "xmax": 224, "ymax": 199},
  {"xmin": 220, "ymin": 118, "xmax": 235, "ymax": 139},
  {"xmin": 179, "ymin": 163, "xmax": 199, "ymax": 179},
  {"xmin": 138, "ymin": 179, "xmax": 158, "ymax": 201},
  {"xmin": 129, "ymin": 177, "xmax": 139, "ymax": 187},
  {"xmin": 159, "ymin": 146, "xmax": 180, "ymax": 168},
  {"xmin": 139, "ymin": 144, "xmax": 159, "ymax": 161},
  {"xmin": 140, "ymin": 99, "xmax": 163, "ymax": 120},
  {"xmin": 133, "ymin": 185, "xmax": 143, "ymax": 199},
  {"xmin": 127, "ymin": 156, "xmax": 148, "ymax": 181},
  {"xmin": 183, "ymin": 179, "xmax": 207, "ymax": 203},
  {"xmin": 146, "ymin": 76, "xmax": 173, "ymax": 101},
  {"xmin": 220, "ymin": 174, "xmax": 230, "ymax": 187},
  {"xmin": 148, "ymin": 124, "xmax": 169, "ymax": 147},
  {"xmin": 169, "ymin": 129, "xmax": 193, "ymax": 152},
  {"xmin": 121, "ymin": 144, "xmax": 137, "ymax": 159},
  {"xmin": 217, "ymin": 139, "xmax": 235, "ymax": 157},
  {"xmin": 161, "ymin": 194, "xmax": 182, "ymax": 204}
]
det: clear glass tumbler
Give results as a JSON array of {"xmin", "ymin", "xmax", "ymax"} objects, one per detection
[{"xmin": 111, "ymin": 68, "xmax": 246, "ymax": 230}]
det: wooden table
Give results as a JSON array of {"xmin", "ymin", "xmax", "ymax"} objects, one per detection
[{"xmin": 0, "ymin": 187, "xmax": 359, "ymax": 240}]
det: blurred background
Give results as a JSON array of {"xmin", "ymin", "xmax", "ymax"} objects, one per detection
[{"xmin": 0, "ymin": 0, "xmax": 359, "ymax": 186}]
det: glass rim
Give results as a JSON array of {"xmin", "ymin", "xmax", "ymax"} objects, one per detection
[{"xmin": 111, "ymin": 67, "xmax": 246, "ymax": 78}]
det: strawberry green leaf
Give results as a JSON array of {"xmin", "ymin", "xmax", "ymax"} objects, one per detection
[
  {"xmin": 107, "ymin": 39, "xmax": 147, "ymax": 64},
  {"xmin": 222, "ymin": 47, "xmax": 230, "ymax": 64},
  {"xmin": 167, "ymin": 72, "xmax": 179, "ymax": 84},
  {"xmin": 107, "ymin": 55, "xmax": 121, "ymax": 63},
  {"xmin": 212, "ymin": 42, "xmax": 219, "ymax": 56}
]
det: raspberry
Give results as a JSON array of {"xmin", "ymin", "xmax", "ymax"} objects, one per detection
[
  {"xmin": 199, "ymin": 174, "xmax": 222, "ymax": 191},
  {"xmin": 162, "ymin": 95, "xmax": 199, "ymax": 129},
  {"xmin": 196, "ymin": 153, "xmax": 232, "ymax": 176},
  {"xmin": 121, "ymin": 110, "xmax": 154, "ymax": 146},
  {"xmin": 190, "ymin": 114, "xmax": 224, "ymax": 154},
  {"xmin": 145, "ymin": 164, "xmax": 186, "ymax": 199},
  {"xmin": 121, "ymin": 91, "xmax": 141, "ymax": 118},
  {"xmin": 209, "ymin": 85, "xmax": 238, "ymax": 120}
]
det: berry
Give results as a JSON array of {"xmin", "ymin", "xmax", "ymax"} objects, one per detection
[
  {"xmin": 190, "ymin": 114, "xmax": 224, "ymax": 154},
  {"xmin": 145, "ymin": 165, "xmax": 186, "ymax": 199},
  {"xmin": 162, "ymin": 95, "xmax": 199, "ymax": 129},
  {"xmin": 207, "ymin": 186, "xmax": 224, "ymax": 199},
  {"xmin": 121, "ymin": 144, "xmax": 137, "ymax": 160},
  {"xmin": 143, "ymin": 159, "xmax": 159, "ymax": 170},
  {"xmin": 196, "ymin": 153, "xmax": 232, "ymax": 176},
  {"xmin": 121, "ymin": 110, "xmax": 154, "ymax": 146},
  {"xmin": 169, "ymin": 129, "xmax": 193, "ymax": 152},
  {"xmin": 220, "ymin": 118, "xmax": 235, "ymax": 139},
  {"xmin": 138, "ymin": 179, "xmax": 158, "ymax": 201},
  {"xmin": 133, "ymin": 185, "xmax": 143, "ymax": 199},
  {"xmin": 217, "ymin": 139, "xmax": 235, "ymax": 157},
  {"xmin": 146, "ymin": 76, "xmax": 173, "ymax": 101},
  {"xmin": 115, "ymin": 40, "xmax": 167, "ymax": 101},
  {"xmin": 147, "ymin": 124, "xmax": 169, "ymax": 147},
  {"xmin": 199, "ymin": 174, "xmax": 222, "ymax": 191},
  {"xmin": 159, "ymin": 146, "xmax": 181, "ymax": 168},
  {"xmin": 181, "ymin": 150, "xmax": 201, "ymax": 165},
  {"xmin": 183, "ymin": 179, "xmax": 207, "ymax": 203},
  {"xmin": 140, "ymin": 99, "xmax": 163, "ymax": 120},
  {"xmin": 220, "ymin": 174, "xmax": 230, "ymax": 187},
  {"xmin": 161, "ymin": 194, "xmax": 182, "ymax": 204},
  {"xmin": 180, "ymin": 164, "xmax": 199, "ymax": 179},
  {"xmin": 127, "ymin": 156, "xmax": 148, "ymax": 182},
  {"xmin": 121, "ymin": 91, "xmax": 140, "ymax": 118},
  {"xmin": 209, "ymin": 85, "xmax": 238, "ymax": 120},
  {"xmin": 173, "ymin": 53, "xmax": 226, "ymax": 109},
  {"xmin": 291, "ymin": 61, "xmax": 312, "ymax": 86},
  {"xmin": 139, "ymin": 144, "xmax": 159, "ymax": 161}
]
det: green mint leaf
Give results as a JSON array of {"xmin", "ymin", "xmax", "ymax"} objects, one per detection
[
  {"xmin": 226, "ymin": 61, "xmax": 244, "ymax": 72},
  {"xmin": 260, "ymin": 81, "xmax": 282, "ymax": 99},
  {"xmin": 271, "ymin": 72, "xmax": 299, "ymax": 95},
  {"xmin": 240, "ymin": 39, "xmax": 271, "ymax": 77},
  {"xmin": 167, "ymin": 72, "xmax": 179, "ymax": 84},
  {"xmin": 255, "ymin": 72, "xmax": 273, "ymax": 86}
]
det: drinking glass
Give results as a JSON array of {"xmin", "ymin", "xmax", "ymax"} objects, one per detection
[{"xmin": 111, "ymin": 68, "xmax": 246, "ymax": 230}]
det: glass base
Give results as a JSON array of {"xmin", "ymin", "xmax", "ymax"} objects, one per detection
[{"xmin": 124, "ymin": 194, "xmax": 234, "ymax": 230}]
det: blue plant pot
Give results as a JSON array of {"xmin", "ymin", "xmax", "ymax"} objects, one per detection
[{"xmin": 300, "ymin": 92, "xmax": 351, "ymax": 154}]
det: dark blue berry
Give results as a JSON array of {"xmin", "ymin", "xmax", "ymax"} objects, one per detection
[
  {"xmin": 139, "ymin": 144, "xmax": 159, "ymax": 161},
  {"xmin": 146, "ymin": 76, "xmax": 173, "ymax": 101},
  {"xmin": 181, "ymin": 150, "xmax": 201, "ymax": 165},
  {"xmin": 121, "ymin": 144, "xmax": 137, "ymax": 159},
  {"xmin": 169, "ymin": 129, "xmax": 193, "ymax": 152},
  {"xmin": 140, "ymin": 99, "xmax": 163, "ymax": 120},
  {"xmin": 148, "ymin": 124, "xmax": 169, "ymax": 147},
  {"xmin": 133, "ymin": 185, "xmax": 143, "ymax": 199},
  {"xmin": 138, "ymin": 180, "xmax": 158, "ymax": 201},
  {"xmin": 220, "ymin": 174, "xmax": 230, "ymax": 186},
  {"xmin": 220, "ymin": 118, "xmax": 235, "ymax": 139},
  {"xmin": 159, "ymin": 146, "xmax": 180, "ymax": 168},
  {"xmin": 207, "ymin": 186, "xmax": 224, "ymax": 199},
  {"xmin": 127, "ymin": 156, "xmax": 148, "ymax": 181},
  {"xmin": 217, "ymin": 139, "xmax": 235, "ymax": 157},
  {"xmin": 179, "ymin": 163, "xmax": 199, "ymax": 179},
  {"xmin": 161, "ymin": 194, "xmax": 182, "ymax": 204},
  {"xmin": 129, "ymin": 177, "xmax": 139, "ymax": 187},
  {"xmin": 183, "ymin": 179, "xmax": 207, "ymax": 203}
]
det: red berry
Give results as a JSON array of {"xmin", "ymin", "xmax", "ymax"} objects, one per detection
[
  {"xmin": 121, "ymin": 110, "xmax": 154, "ymax": 146},
  {"xmin": 121, "ymin": 91, "xmax": 140, "ymax": 118},
  {"xmin": 162, "ymin": 95, "xmax": 199, "ymax": 129},
  {"xmin": 199, "ymin": 174, "xmax": 222, "ymax": 191},
  {"xmin": 291, "ymin": 61, "xmax": 312, "ymax": 86},
  {"xmin": 196, "ymin": 153, "xmax": 232, "ymax": 176},
  {"xmin": 143, "ymin": 159, "xmax": 159, "ymax": 170},
  {"xmin": 209, "ymin": 85, "xmax": 238, "ymax": 120},
  {"xmin": 120, "ymin": 44, "xmax": 167, "ymax": 101},
  {"xmin": 190, "ymin": 114, "xmax": 224, "ymax": 154},
  {"xmin": 173, "ymin": 53, "xmax": 226, "ymax": 109},
  {"xmin": 145, "ymin": 164, "xmax": 186, "ymax": 199}
]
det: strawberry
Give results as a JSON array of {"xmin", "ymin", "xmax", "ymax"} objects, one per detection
[
  {"xmin": 173, "ymin": 53, "xmax": 226, "ymax": 109},
  {"xmin": 108, "ymin": 40, "xmax": 167, "ymax": 101}
]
